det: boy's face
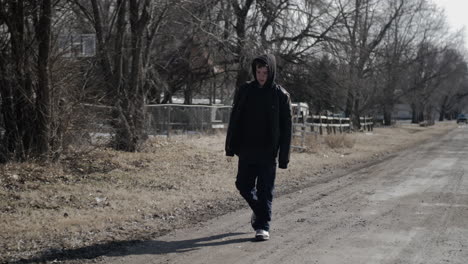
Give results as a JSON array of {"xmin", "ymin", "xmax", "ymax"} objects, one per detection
[{"xmin": 256, "ymin": 65, "xmax": 268, "ymax": 87}]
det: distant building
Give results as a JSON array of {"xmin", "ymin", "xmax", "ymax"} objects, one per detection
[
  {"xmin": 58, "ymin": 34, "xmax": 96, "ymax": 57},
  {"xmin": 392, "ymin": 104, "xmax": 412, "ymax": 119},
  {"xmin": 291, "ymin": 102, "xmax": 309, "ymax": 117}
]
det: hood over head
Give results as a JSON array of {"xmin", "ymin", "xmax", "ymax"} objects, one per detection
[{"xmin": 251, "ymin": 54, "xmax": 277, "ymax": 89}]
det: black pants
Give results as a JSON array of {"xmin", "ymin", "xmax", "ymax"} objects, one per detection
[{"xmin": 235, "ymin": 159, "xmax": 277, "ymax": 232}]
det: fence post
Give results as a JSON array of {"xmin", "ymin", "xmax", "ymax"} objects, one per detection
[
  {"xmin": 310, "ymin": 115, "xmax": 314, "ymax": 133},
  {"xmin": 319, "ymin": 115, "xmax": 323, "ymax": 135},
  {"xmin": 324, "ymin": 114, "xmax": 330, "ymax": 135},
  {"xmin": 301, "ymin": 112, "xmax": 306, "ymax": 148},
  {"xmin": 339, "ymin": 118, "xmax": 342, "ymax": 134},
  {"xmin": 333, "ymin": 116, "xmax": 336, "ymax": 134},
  {"xmin": 200, "ymin": 108, "xmax": 204, "ymax": 132},
  {"xmin": 167, "ymin": 106, "xmax": 171, "ymax": 138}
]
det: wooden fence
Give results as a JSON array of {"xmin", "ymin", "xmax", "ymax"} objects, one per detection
[{"xmin": 292, "ymin": 112, "xmax": 373, "ymax": 150}]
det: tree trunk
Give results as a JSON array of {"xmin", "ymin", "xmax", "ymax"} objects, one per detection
[
  {"xmin": 36, "ymin": 0, "xmax": 52, "ymax": 157},
  {"xmin": 184, "ymin": 82, "xmax": 193, "ymax": 105},
  {"xmin": 235, "ymin": 67, "xmax": 250, "ymax": 90},
  {"xmin": 0, "ymin": 68, "xmax": 16, "ymax": 162},
  {"xmin": 0, "ymin": 1, "xmax": 55, "ymax": 162},
  {"xmin": 383, "ymin": 110, "xmax": 392, "ymax": 126},
  {"xmin": 439, "ymin": 95, "xmax": 448, "ymax": 121},
  {"xmin": 117, "ymin": 0, "xmax": 149, "ymax": 151},
  {"xmin": 383, "ymin": 82, "xmax": 395, "ymax": 126},
  {"xmin": 418, "ymin": 110, "xmax": 424, "ymax": 123},
  {"xmin": 411, "ymin": 103, "xmax": 418, "ymax": 123},
  {"xmin": 9, "ymin": 1, "xmax": 35, "ymax": 160},
  {"xmin": 353, "ymin": 97, "xmax": 361, "ymax": 130},
  {"xmin": 89, "ymin": 0, "xmax": 150, "ymax": 152},
  {"xmin": 90, "ymin": 0, "xmax": 113, "ymax": 89},
  {"xmin": 345, "ymin": 89, "xmax": 354, "ymax": 117},
  {"xmin": 161, "ymin": 92, "xmax": 172, "ymax": 104},
  {"xmin": 232, "ymin": 0, "xmax": 254, "ymax": 91}
]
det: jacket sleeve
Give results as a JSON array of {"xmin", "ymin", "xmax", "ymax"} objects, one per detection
[
  {"xmin": 225, "ymin": 86, "xmax": 241, "ymax": 156},
  {"xmin": 278, "ymin": 90, "xmax": 292, "ymax": 169}
]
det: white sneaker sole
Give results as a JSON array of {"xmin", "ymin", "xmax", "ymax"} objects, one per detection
[{"xmin": 255, "ymin": 235, "xmax": 270, "ymax": 241}]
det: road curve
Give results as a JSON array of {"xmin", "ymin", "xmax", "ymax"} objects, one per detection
[{"xmin": 99, "ymin": 127, "xmax": 468, "ymax": 264}]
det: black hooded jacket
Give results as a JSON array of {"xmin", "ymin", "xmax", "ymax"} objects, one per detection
[{"xmin": 225, "ymin": 54, "xmax": 292, "ymax": 169}]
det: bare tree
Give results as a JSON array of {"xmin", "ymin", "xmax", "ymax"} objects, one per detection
[
  {"xmin": 205, "ymin": 0, "xmax": 341, "ymax": 104},
  {"xmin": 73, "ymin": 0, "xmax": 171, "ymax": 151},
  {"xmin": 436, "ymin": 49, "xmax": 468, "ymax": 121},
  {"xmin": 327, "ymin": 0, "xmax": 404, "ymax": 128},
  {"xmin": 0, "ymin": 0, "xmax": 54, "ymax": 161},
  {"xmin": 229, "ymin": 0, "xmax": 256, "ymax": 88},
  {"xmin": 375, "ymin": 0, "xmax": 426, "ymax": 125},
  {"xmin": 405, "ymin": 42, "xmax": 466, "ymax": 123},
  {"xmin": 36, "ymin": 0, "xmax": 53, "ymax": 156}
]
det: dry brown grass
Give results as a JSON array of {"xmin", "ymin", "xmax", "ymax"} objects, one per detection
[
  {"xmin": 304, "ymin": 134, "xmax": 321, "ymax": 152},
  {"xmin": 324, "ymin": 134, "xmax": 356, "ymax": 149},
  {"xmin": 0, "ymin": 122, "xmax": 457, "ymax": 263},
  {"xmin": 293, "ymin": 132, "xmax": 355, "ymax": 152}
]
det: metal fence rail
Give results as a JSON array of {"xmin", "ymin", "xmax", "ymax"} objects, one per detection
[{"xmin": 145, "ymin": 104, "xmax": 232, "ymax": 136}]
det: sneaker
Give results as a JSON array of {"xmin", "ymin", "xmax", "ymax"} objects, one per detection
[
  {"xmin": 251, "ymin": 212, "xmax": 256, "ymax": 229},
  {"xmin": 255, "ymin": 229, "xmax": 270, "ymax": 241}
]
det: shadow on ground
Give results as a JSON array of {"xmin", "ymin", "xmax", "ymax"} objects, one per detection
[{"xmin": 10, "ymin": 232, "xmax": 252, "ymax": 264}]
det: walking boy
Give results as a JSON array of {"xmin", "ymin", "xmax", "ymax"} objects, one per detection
[{"xmin": 225, "ymin": 54, "xmax": 292, "ymax": 241}]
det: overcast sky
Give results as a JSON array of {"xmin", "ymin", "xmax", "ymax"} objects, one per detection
[{"xmin": 435, "ymin": 0, "xmax": 468, "ymax": 46}]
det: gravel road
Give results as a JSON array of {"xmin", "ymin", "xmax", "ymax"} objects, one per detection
[{"xmin": 98, "ymin": 127, "xmax": 468, "ymax": 264}]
